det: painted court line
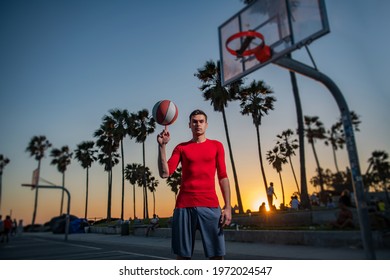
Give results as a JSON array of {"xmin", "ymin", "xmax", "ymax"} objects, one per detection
[
  {"xmin": 31, "ymin": 237, "xmax": 101, "ymax": 250},
  {"xmin": 115, "ymin": 250, "xmax": 173, "ymax": 260}
]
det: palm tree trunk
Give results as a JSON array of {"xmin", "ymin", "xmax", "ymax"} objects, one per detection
[
  {"xmin": 85, "ymin": 167, "xmax": 89, "ymax": 219},
  {"xmin": 120, "ymin": 140, "xmax": 125, "ymax": 220},
  {"xmin": 32, "ymin": 187, "xmax": 39, "ymax": 228},
  {"xmin": 59, "ymin": 173, "xmax": 65, "ymax": 215},
  {"xmin": 107, "ymin": 144, "xmax": 113, "ymax": 222},
  {"xmin": 278, "ymin": 171, "xmax": 285, "ymax": 206},
  {"xmin": 142, "ymin": 142, "xmax": 149, "ymax": 219},
  {"xmin": 332, "ymin": 146, "xmax": 340, "ymax": 173},
  {"xmin": 153, "ymin": 191, "xmax": 156, "ymax": 216},
  {"xmin": 255, "ymin": 124, "xmax": 268, "ymax": 205},
  {"xmin": 143, "ymin": 186, "xmax": 146, "ymax": 218},
  {"xmin": 107, "ymin": 170, "xmax": 112, "ymax": 221},
  {"xmin": 288, "ymin": 67, "xmax": 310, "ymax": 209},
  {"xmin": 106, "ymin": 170, "xmax": 110, "ymax": 220},
  {"xmin": 311, "ymin": 142, "xmax": 325, "ymax": 203},
  {"xmin": 133, "ymin": 184, "xmax": 136, "ymax": 219},
  {"xmin": 221, "ymin": 107, "xmax": 244, "ymax": 213},
  {"xmin": 31, "ymin": 160, "xmax": 41, "ymax": 228},
  {"xmin": 288, "ymin": 155, "xmax": 300, "ymax": 193}
]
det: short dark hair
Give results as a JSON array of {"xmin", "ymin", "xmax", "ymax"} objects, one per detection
[{"xmin": 189, "ymin": 109, "xmax": 208, "ymax": 121}]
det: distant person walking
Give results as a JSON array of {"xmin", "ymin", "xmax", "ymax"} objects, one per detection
[
  {"xmin": 2, "ymin": 215, "xmax": 13, "ymax": 243},
  {"xmin": 267, "ymin": 182, "xmax": 277, "ymax": 207},
  {"xmin": 11, "ymin": 219, "xmax": 17, "ymax": 236}
]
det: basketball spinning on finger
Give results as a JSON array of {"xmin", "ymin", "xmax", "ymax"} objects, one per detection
[{"xmin": 152, "ymin": 100, "xmax": 178, "ymax": 127}]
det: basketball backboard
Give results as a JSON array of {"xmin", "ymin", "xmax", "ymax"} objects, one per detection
[
  {"xmin": 219, "ymin": 0, "xmax": 329, "ymax": 86},
  {"xmin": 32, "ymin": 168, "xmax": 39, "ymax": 186}
]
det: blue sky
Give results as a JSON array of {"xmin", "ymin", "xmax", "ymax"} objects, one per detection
[{"xmin": 0, "ymin": 0, "xmax": 389, "ymax": 224}]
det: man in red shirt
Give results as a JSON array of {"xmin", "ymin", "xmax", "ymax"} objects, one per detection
[{"xmin": 157, "ymin": 109, "xmax": 232, "ymax": 259}]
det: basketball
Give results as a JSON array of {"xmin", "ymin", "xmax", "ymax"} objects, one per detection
[{"xmin": 152, "ymin": 100, "xmax": 178, "ymax": 126}]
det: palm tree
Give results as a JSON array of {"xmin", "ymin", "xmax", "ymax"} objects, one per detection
[
  {"xmin": 239, "ymin": 80, "xmax": 276, "ymax": 207},
  {"xmin": 125, "ymin": 163, "xmax": 143, "ymax": 219},
  {"xmin": 326, "ymin": 111, "xmax": 361, "ymax": 173},
  {"xmin": 310, "ymin": 168, "xmax": 332, "ymax": 192},
  {"xmin": 324, "ymin": 122, "xmax": 344, "ymax": 173},
  {"xmin": 366, "ymin": 150, "xmax": 390, "ymax": 203},
  {"xmin": 166, "ymin": 166, "xmax": 182, "ymax": 202},
  {"xmin": 74, "ymin": 141, "xmax": 97, "ymax": 219},
  {"xmin": 94, "ymin": 119, "xmax": 120, "ymax": 222},
  {"xmin": 276, "ymin": 129, "xmax": 300, "ymax": 193},
  {"xmin": 347, "ymin": 111, "xmax": 361, "ymax": 132},
  {"xmin": 104, "ymin": 108, "xmax": 130, "ymax": 220},
  {"xmin": 130, "ymin": 109, "xmax": 156, "ymax": 219},
  {"xmin": 194, "ymin": 60, "xmax": 245, "ymax": 214},
  {"xmin": 50, "ymin": 145, "xmax": 73, "ymax": 215},
  {"xmin": 304, "ymin": 116, "xmax": 326, "ymax": 203},
  {"xmin": 147, "ymin": 174, "xmax": 159, "ymax": 216},
  {"xmin": 0, "ymin": 154, "xmax": 10, "ymax": 209},
  {"xmin": 136, "ymin": 166, "xmax": 158, "ymax": 216},
  {"xmin": 25, "ymin": 135, "xmax": 52, "ymax": 227},
  {"xmin": 266, "ymin": 146, "xmax": 288, "ymax": 207}
]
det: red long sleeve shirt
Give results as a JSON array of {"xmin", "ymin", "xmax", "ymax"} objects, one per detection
[{"xmin": 167, "ymin": 139, "xmax": 228, "ymax": 208}]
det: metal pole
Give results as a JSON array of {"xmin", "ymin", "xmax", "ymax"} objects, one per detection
[
  {"xmin": 23, "ymin": 184, "xmax": 71, "ymax": 241},
  {"xmin": 64, "ymin": 187, "xmax": 70, "ymax": 241},
  {"xmin": 274, "ymin": 56, "xmax": 376, "ymax": 260}
]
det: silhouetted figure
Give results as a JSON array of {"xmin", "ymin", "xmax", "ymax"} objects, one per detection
[
  {"xmin": 146, "ymin": 214, "xmax": 159, "ymax": 237},
  {"xmin": 259, "ymin": 202, "xmax": 266, "ymax": 213},
  {"xmin": 2, "ymin": 215, "xmax": 13, "ymax": 242},
  {"xmin": 310, "ymin": 193, "xmax": 319, "ymax": 206},
  {"xmin": 17, "ymin": 220, "xmax": 24, "ymax": 236},
  {"xmin": 290, "ymin": 195, "xmax": 300, "ymax": 210},
  {"xmin": 267, "ymin": 182, "xmax": 277, "ymax": 207},
  {"xmin": 11, "ymin": 219, "xmax": 17, "ymax": 236},
  {"xmin": 233, "ymin": 204, "xmax": 239, "ymax": 214},
  {"xmin": 339, "ymin": 189, "xmax": 352, "ymax": 208},
  {"xmin": 331, "ymin": 201, "xmax": 354, "ymax": 229}
]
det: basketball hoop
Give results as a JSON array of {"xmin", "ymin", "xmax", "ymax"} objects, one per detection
[{"xmin": 225, "ymin": 30, "xmax": 271, "ymax": 63}]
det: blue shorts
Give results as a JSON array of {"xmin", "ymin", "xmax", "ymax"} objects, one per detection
[{"xmin": 171, "ymin": 207, "xmax": 225, "ymax": 258}]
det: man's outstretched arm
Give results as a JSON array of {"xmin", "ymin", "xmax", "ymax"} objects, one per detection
[{"xmin": 157, "ymin": 129, "xmax": 170, "ymax": 178}]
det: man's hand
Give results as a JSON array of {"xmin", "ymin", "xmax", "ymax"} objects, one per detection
[
  {"xmin": 220, "ymin": 206, "xmax": 232, "ymax": 227},
  {"xmin": 157, "ymin": 129, "xmax": 170, "ymax": 146}
]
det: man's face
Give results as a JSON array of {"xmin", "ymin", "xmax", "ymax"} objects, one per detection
[{"xmin": 189, "ymin": 114, "xmax": 208, "ymax": 136}]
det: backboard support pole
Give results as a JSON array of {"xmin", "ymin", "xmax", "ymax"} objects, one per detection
[
  {"xmin": 22, "ymin": 184, "xmax": 71, "ymax": 241},
  {"xmin": 274, "ymin": 56, "xmax": 376, "ymax": 260}
]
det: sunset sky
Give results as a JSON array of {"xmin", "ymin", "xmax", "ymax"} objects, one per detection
[{"xmin": 1, "ymin": 0, "xmax": 389, "ymax": 225}]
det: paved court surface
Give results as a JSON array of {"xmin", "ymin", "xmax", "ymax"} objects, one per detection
[{"xmin": 1, "ymin": 232, "xmax": 390, "ymax": 260}]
